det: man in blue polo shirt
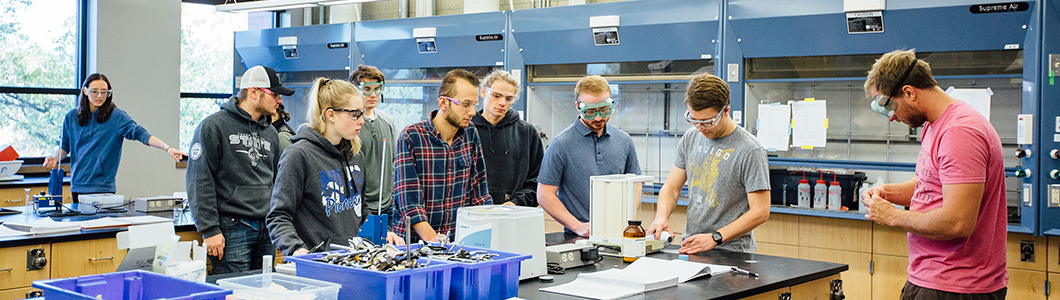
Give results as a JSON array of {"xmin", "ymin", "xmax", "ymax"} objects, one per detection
[{"xmin": 538, "ymin": 75, "xmax": 641, "ymax": 237}]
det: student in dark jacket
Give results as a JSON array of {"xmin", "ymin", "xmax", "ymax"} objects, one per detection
[
  {"xmin": 471, "ymin": 70, "xmax": 544, "ymax": 206},
  {"xmin": 267, "ymin": 78, "xmax": 402, "ymax": 256},
  {"xmin": 186, "ymin": 65, "xmax": 290, "ymax": 274}
]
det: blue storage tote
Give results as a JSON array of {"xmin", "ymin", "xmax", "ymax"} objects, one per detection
[
  {"xmin": 286, "ymin": 250, "xmax": 455, "ymax": 300},
  {"xmin": 401, "ymin": 244, "xmax": 532, "ymax": 300},
  {"xmin": 32, "ymin": 270, "xmax": 231, "ymax": 300}
]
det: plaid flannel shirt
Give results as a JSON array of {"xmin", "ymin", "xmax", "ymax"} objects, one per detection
[{"xmin": 393, "ymin": 111, "xmax": 493, "ymax": 241}]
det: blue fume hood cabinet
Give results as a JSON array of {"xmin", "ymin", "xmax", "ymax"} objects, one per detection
[
  {"xmin": 235, "ymin": 23, "xmax": 354, "ymax": 72},
  {"xmin": 727, "ymin": 0, "xmax": 1035, "ymax": 58},
  {"xmin": 509, "ymin": 0, "xmax": 720, "ymax": 65},
  {"xmin": 355, "ymin": 12, "xmax": 507, "ymax": 70}
]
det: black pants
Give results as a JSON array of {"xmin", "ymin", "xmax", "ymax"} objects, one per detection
[{"xmin": 901, "ymin": 281, "xmax": 1006, "ymax": 300}]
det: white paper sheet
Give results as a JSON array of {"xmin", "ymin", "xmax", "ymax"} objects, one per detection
[
  {"xmin": 946, "ymin": 87, "xmax": 993, "ymax": 120},
  {"xmin": 756, "ymin": 103, "xmax": 791, "ymax": 151},
  {"xmin": 791, "ymin": 100, "xmax": 828, "ymax": 148},
  {"xmin": 0, "ymin": 225, "xmax": 31, "ymax": 238}
]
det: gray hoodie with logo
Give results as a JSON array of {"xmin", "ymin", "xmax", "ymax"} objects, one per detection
[
  {"xmin": 186, "ymin": 96, "xmax": 281, "ymax": 239},
  {"xmin": 267, "ymin": 126, "xmax": 366, "ymax": 255}
]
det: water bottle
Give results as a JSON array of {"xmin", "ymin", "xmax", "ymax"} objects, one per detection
[
  {"xmin": 859, "ymin": 182, "xmax": 871, "ymax": 212},
  {"xmin": 813, "ymin": 180, "xmax": 827, "ymax": 209},
  {"xmin": 827, "ymin": 181, "xmax": 842, "ymax": 211},
  {"xmin": 797, "ymin": 179, "xmax": 811, "ymax": 208}
]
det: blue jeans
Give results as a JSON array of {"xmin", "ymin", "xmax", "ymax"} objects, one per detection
[{"xmin": 209, "ymin": 216, "xmax": 275, "ymax": 275}]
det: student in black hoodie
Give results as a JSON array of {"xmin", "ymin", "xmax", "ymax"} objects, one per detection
[
  {"xmin": 267, "ymin": 78, "xmax": 403, "ymax": 256},
  {"xmin": 471, "ymin": 70, "xmax": 544, "ymax": 206},
  {"xmin": 186, "ymin": 65, "xmax": 290, "ymax": 274}
]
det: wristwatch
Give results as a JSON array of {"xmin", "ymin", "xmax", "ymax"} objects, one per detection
[{"xmin": 711, "ymin": 231, "xmax": 724, "ymax": 246}]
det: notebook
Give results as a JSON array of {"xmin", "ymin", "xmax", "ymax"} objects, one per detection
[
  {"xmin": 540, "ymin": 268, "xmax": 678, "ymax": 300},
  {"xmin": 621, "ymin": 257, "xmax": 736, "ymax": 283},
  {"xmin": 2, "ymin": 218, "xmax": 82, "ymax": 234}
]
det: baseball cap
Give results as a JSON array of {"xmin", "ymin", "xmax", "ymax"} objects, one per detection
[{"xmin": 239, "ymin": 65, "xmax": 295, "ymax": 96}]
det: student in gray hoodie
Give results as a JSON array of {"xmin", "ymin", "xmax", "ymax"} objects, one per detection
[
  {"xmin": 186, "ymin": 65, "xmax": 290, "ymax": 274},
  {"xmin": 267, "ymin": 78, "xmax": 376, "ymax": 256}
]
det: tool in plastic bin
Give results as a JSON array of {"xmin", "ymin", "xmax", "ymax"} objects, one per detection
[{"xmin": 358, "ymin": 139, "xmax": 389, "ymax": 246}]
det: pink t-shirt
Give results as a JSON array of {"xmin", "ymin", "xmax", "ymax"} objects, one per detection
[{"xmin": 908, "ymin": 101, "xmax": 1008, "ymax": 293}]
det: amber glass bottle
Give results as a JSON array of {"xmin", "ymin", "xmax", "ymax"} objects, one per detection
[{"xmin": 622, "ymin": 220, "xmax": 646, "ymax": 262}]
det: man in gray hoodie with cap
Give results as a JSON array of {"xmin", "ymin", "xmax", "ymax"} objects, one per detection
[{"xmin": 186, "ymin": 65, "xmax": 293, "ymax": 274}]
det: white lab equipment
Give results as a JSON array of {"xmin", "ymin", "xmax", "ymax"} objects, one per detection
[{"xmin": 454, "ymin": 205, "xmax": 546, "ymax": 280}]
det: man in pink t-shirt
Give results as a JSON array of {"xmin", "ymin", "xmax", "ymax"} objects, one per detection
[{"xmin": 860, "ymin": 49, "xmax": 1008, "ymax": 300}]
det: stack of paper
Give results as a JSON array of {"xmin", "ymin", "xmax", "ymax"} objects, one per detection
[
  {"xmin": 621, "ymin": 257, "xmax": 735, "ymax": 283},
  {"xmin": 0, "ymin": 225, "xmax": 31, "ymax": 238},
  {"xmin": 540, "ymin": 257, "xmax": 738, "ymax": 299},
  {"xmin": 3, "ymin": 218, "xmax": 82, "ymax": 235},
  {"xmin": 81, "ymin": 218, "xmax": 133, "ymax": 230},
  {"xmin": 540, "ymin": 268, "xmax": 678, "ymax": 300}
]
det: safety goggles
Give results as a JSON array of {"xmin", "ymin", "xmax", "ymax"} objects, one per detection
[
  {"xmin": 442, "ymin": 96, "xmax": 478, "ymax": 110},
  {"xmin": 86, "ymin": 89, "xmax": 112, "ymax": 97},
  {"xmin": 685, "ymin": 106, "xmax": 728, "ymax": 129},
  {"xmin": 331, "ymin": 108, "xmax": 365, "ymax": 120},
  {"xmin": 484, "ymin": 87, "xmax": 518, "ymax": 103},
  {"xmin": 357, "ymin": 81, "xmax": 385, "ymax": 96},
  {"xmin": 869, "ymin": 58, "xmax": 918, "ymax": 118},
  {"xmin": 578, "ymin": 97, "xmax": 615, "ymax": 119}
]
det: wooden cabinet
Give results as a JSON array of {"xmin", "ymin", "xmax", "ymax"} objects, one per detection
[
  {"xmin": 0, "ymin": 184, "xmax": 69, "ymax": 207},
  {"xmin": 0, "ymin": 244, "xmax": 49, "ymax": 291},
  {"xmin": 871, "ymin": 224, "xmax": 908, "ymax": 257},
  {"xmin": 869, "ymin": 254, "xmax": 907, "ymax": 300},
  {"xmin": 799, "ymin": 216, "xmax": 872, "ymax": 253},
  {"xmin": 789, "ymin": 274, "xmax": 841, "ymax": 300},
  {"xmin": 639, "ymin": 203, "xmax": 687, "ymax": 236},
  {"xmin": 755, "ymin": 213, "xmax": 799, "ymax": 246},
  {"xmin": 51, "ymin": 238, "xmax": 127, "ymax": 279},
  {"xmin": 1008, "ymin": 233, "xmax": 1048, "ymax": 271},
  {"xmin": 1007, "ymin": 268, "xmax": 1046, "ymax": 300},
  {"xmin": 0, "ymin": 286, "xmax": 43, "ymax": 300},
  {"xmin": 742, "ymin": 287, "xmax": 789, "ymax": 300},
  {"xmin": 799, "ymin": 247, "xmax": 870, "ymax": 300}
]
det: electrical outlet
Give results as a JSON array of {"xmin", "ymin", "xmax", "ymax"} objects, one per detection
[
  {"xmin": 1020, "ymin": 240, "xmax": 1034, "ymax": 262},
  {"xmin": 727, "ymin": 64, "xmax": 739, "ymax": 83}
]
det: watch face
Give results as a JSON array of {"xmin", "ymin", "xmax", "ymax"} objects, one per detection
[{"xmin": 712, "ymin": 232, "xmax": 723, "ymax": 244}]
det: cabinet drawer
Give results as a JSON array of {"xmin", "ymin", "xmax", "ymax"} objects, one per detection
[
  {"xmin": 0, "ymin": 286, "xmax": 44, "ymax": 299},
  {"xmin": 0, "ymin": 244, "xmax": 50, "ymax": 290},
  {"xmin": 0, "ymin": 185, "xmax": 70, "ymax": 208},
  {"xmin": 51, "ymin": 238, "xmax": 127, "ymax": 279}
]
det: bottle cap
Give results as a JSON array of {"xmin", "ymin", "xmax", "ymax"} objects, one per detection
[
  {"xmin": 628, "ymin": 220, "xmax": 642, "ymax": 226},
  {"xmin": 817, "ymin": 180, "xmax": 826, "ymax": 184},
  {"xmin": 831, "ymin": 181, "xmax": 840, "ymax": 185},
  {"xmin": 799, "ymin": 179, "xmax": 809, "ymax": 184}
]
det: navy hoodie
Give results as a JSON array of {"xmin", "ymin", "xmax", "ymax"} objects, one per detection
[
  {"xmin": 471, "ymin": 109, "xmax": 545, "ymax": 206},
  {"xmin": 267, "ymin": 126, "xmax": 366, "ymax": 255},
  {"xmin": 186, "ymin": 96, "xmax": 281, "ymax": 239}
]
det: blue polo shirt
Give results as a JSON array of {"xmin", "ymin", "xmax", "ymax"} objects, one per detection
[{"xmin": 538, "ymin": 119, "xmax": 641, "ymax": 225}]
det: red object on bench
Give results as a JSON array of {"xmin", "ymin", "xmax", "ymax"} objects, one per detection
[{"xmin": 0, "ymin": 145, "xmax": 18, "ymax": 161}]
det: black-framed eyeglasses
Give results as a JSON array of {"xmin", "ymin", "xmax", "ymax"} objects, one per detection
[{"xmin": 330, "ymin": 108, "xmax": 365, "ymax": 120}]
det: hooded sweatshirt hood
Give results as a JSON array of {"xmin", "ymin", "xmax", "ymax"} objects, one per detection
[
  {"xmin": 471, "ymin": 109, "xmax": 545, "ymax": 206},
  {"xmin": 186, "ymin": 96, "xmax": 281, "ymax": 239}
]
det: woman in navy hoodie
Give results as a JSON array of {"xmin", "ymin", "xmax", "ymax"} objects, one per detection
[
  {"xmin": 267, "ymin": 78, "xmax": 388, "ymax": 256},
  {"xmin": 43, "ymin": 73, "xmax": 185, "ymax": 203}
]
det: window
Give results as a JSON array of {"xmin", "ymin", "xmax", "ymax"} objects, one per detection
[
  {"xmin": 179, "ymin": 3, "xmax": 247, "ymax": 151},
  {"xmin": 0, "ymin": 0, "xmax": 80, "ymax": 157}
]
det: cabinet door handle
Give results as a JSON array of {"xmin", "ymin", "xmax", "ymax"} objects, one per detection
[
  {"xmin": 89, "ymin": 257, "xmax": 114, "ymax": 261},
  {"xmin": 6, "ymin": 199, "xmax": 21, "ymax": 202},
  {"xmin": 0, "ymin": 267, "xmax": 11, "ymax": 272}
]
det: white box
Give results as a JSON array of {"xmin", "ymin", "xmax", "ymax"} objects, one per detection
[
  {"xmin": 79, "ymin": 193, "xmax": 125, "ymax": 206},
  {"xmin": 455, "ymin": 205, "xmax": 546, "ymax": 280},
  {"xmin": 217, "ymin": 273, "xmax": 340, "ymax": 300}
]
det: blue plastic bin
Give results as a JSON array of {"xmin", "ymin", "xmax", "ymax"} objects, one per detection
[
  {"xmin": 401, "ymin": 244, "xmax": 532, "ymax": 300},
  {"xmin": 286, "ymin": 250, "xmax": 455, "ymax": 300},
  {"xmin": 32, "ymin": 270, "xmax": 231, "ymax": 300}
]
